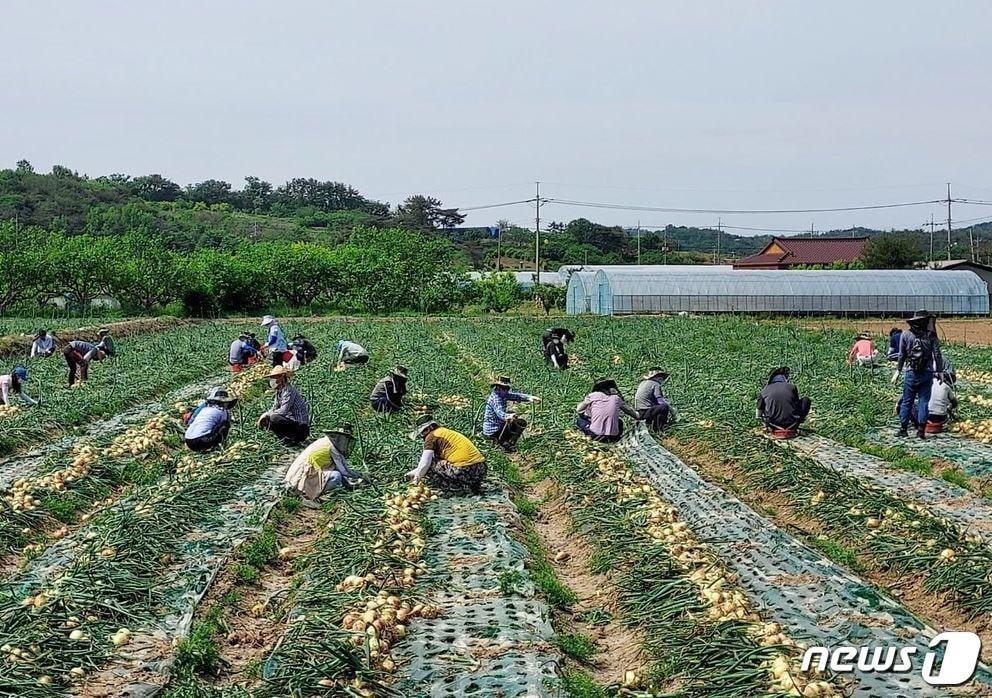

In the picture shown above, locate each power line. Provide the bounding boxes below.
[459,198,536,212]
[544,197,944,215]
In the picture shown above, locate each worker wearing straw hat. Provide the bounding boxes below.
[95,328,115,358]
[846,332,879,367]
[370,365,409,413]
[183,387,237,452]
[257,365,311,445]
[286,423,363,506]
[482,375,540,452]
[406,414,487,494]
[634,367,676,432]
[261,315,289,367]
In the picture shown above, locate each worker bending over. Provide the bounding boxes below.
[0,367,36,406]
[31,330,54,358]
[183,387,237,452]
[482,375,540,452]
[335,339,369,367]
[292,335,318,365]
[96,328,115,358]
[407,414,487,494]
[229,334,257,372]
[894,309,943,439]
[257,365,311,445]
[63,340,107,386]
[286,424,363,506]
[542,328,574,370]
[261,315,289,366]
[847,332,879,366]
[370,365,409,413]
[634,367,676,432]
[756,367,811,437]
[576,378,640,443]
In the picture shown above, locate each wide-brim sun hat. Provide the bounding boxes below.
[261,315,275,327]
[409,414,438,440]
[642,367,669,381]
[206,387,237,405]
[266,365,294,380]
[856,332,871,340]
[390,365,409,380]
[908,309,931,322]
[491,375,512,388]
[326,423,355,439]
[592,378,619,394]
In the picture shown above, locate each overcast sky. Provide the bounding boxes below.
[3,1,991,235]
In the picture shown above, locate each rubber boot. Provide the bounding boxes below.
[917,426,927,440]
[896,424,909,437]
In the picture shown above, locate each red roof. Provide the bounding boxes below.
[734,236,868,269]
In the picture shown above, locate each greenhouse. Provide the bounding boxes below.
[575,267,990,315]
[562,265,733,315]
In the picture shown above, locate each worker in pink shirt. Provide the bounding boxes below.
[846,332,879,367]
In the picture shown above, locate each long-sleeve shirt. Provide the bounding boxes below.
[30,337,54,357]
[271,383,309,424]
[370,376,407,408]
[896,329,943,373]
[576,391,638,438]
[848,339,875,361]
[634,379,669,411]
[68,341,99,361]
[408,427,485,483]
[229,339,256,364]
[96,336,115,357]
[482,390,533,436]
[0,375,35,406]
[184,404,229,440]
[928,380,957,416]
[757,380,803,427]
[336,340,368,362]
[265,324,288,352]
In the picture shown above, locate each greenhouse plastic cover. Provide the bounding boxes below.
[563,265,732,314]
[584,267,990,315]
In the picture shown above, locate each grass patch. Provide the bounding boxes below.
[561,668,609,698]
[173,605,225,676]
[42,493,84,523]
[231,562,261,584]
[554,632,598,663]
[811,536,865,573]
[941,467,972,490]
[240,525,278,569]
[575,607,612,626]
[499,569,525,596]
[513,493,537,519]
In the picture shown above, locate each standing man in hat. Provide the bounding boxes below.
[576,378,640,443]
[286,424,363,505]
[482,375,541,452]
[261,315,288,367]
[756,367,811,434]
[370,366,409,413]
[335,339,369,368]
[846,332,879,366]
[183,387,237,452]
[95,328,115,358]
[257,365,311,445]
[894,309,943,439]
[30,329,54,358]
[406,414,487,494]
[228,334,257,372]
[63,340,107,386]
[634,368,676,432]
[0,366,37,407]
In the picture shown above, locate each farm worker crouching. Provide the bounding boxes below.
[246,332,262,361]
[634,367,676,432]
[370,365,409,413]
[96,328,115,358]
[575,378,640,444]
[925,372,957,430]
[756,367,811,435]
[1,367,37,406]
[63,340,106,386]
[183,387,237,452]
[886,327,903,362]
[286,424,364,507]
[257,365,311,445]
[406,414,487,494]
[335,339,369,368]
[894,309,943,439]
[542,327,575,370]
[30,329,54,358]
[482,375,540,452]
[261,315,289,367]
[228,334,258,372]
[292,335,318,365]
[847,332,879,366]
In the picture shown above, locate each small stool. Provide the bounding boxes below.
[769,426,799,440]
[230,363,242,373]
[924,420,944,434]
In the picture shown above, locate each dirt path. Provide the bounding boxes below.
[802,317,992,346]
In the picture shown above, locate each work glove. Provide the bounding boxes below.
[890,370,900,385]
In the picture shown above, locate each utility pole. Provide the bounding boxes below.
[810,222,814,238]
[663,227,668,265]
[534,181,541,286]
[716,218,722,265]
[946,183,953,261]
[927,213,935,263]
[496,225,502,272]
[636,220,641,264]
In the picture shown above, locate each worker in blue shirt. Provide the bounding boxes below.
[482,375,540,452]
[261,315,288,366]
[228,334,257,372]
[184,387,238,452]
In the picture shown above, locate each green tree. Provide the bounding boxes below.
[474,273,521,313]
[395,195,465,230]
[860,235,923,269]
[48,234,119,309]
[130,174,181,202]
[110,233,191,311]
[0,222,53,311]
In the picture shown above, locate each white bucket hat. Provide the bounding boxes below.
[261,315,276,327]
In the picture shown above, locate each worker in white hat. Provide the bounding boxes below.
[257,365,310,444]
[260,315,289,367]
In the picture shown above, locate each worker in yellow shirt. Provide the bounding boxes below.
[406,414,486,494]
[285,424,363,507]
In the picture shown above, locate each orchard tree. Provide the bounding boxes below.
[49,234,118,309]
[111,233,191,311]
[0,222,53,311]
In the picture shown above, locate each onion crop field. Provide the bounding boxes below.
[3,315,992,697]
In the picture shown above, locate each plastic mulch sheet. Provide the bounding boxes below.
[785,434,992,541]
[868,427,992,478]
[619,423,992,697]
[395,491,561,698]
[0,374,227,491]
